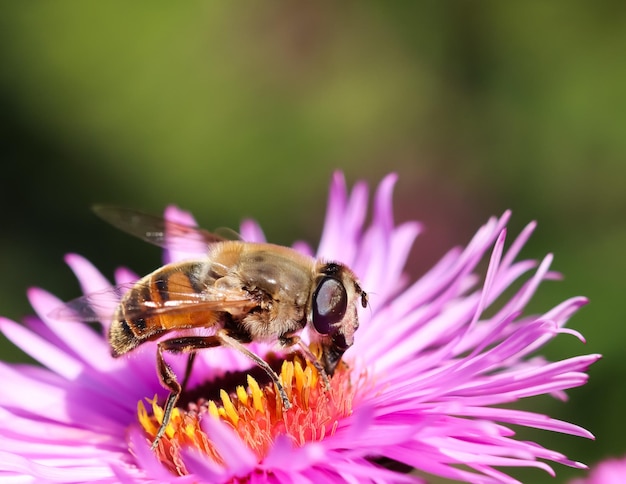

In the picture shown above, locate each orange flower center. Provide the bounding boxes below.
[137,356,358,476]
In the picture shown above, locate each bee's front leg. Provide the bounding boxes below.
[280,334,330,391]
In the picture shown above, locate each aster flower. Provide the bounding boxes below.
[0,173,598,483]
[569,456,626,484]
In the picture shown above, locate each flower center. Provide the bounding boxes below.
[137,355,357,476]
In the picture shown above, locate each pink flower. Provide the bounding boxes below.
[0,173,598,483]
[570,456,626,484]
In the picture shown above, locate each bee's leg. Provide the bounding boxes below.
[294,338,330,391]
[280,334,330,390]
[215,329,292,411]
[180,352,196,394]
[152,337,222,450]
[152,334,291,452]
[153,342,182,450]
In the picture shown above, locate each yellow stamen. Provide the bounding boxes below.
[236,384,248,406]
[294,359,305,393]
[220,389,239,425]
[207,399,219,419]
[137,400,157,435]
[151,398,164,425]
[136,356,362,477]
[280,360,294,394]
[247,374,264,413]
[183,421,196,441]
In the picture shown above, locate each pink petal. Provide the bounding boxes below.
[200,416,258,475]
[27,288,113,372]
[239,219,266,243]
[163,205,205,263]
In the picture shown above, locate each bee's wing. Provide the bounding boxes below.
[92,205,231,252]
[49,281,258,323]
[49,283,134,322]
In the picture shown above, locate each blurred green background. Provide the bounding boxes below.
[1,2,624,482]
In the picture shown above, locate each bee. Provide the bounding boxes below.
[55,206,368,449]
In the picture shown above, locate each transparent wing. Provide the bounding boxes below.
[49,281,258,323]
[92,205,232,252]
[48,283,133,322]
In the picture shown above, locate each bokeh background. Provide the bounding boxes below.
[1,3,624,482]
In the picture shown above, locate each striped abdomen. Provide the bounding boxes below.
[108,261,213,357]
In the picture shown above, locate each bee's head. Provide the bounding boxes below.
[308,262,367,375]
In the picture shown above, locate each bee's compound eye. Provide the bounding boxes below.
[312,277,347,335]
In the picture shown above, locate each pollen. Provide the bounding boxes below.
[137,357,359,476]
